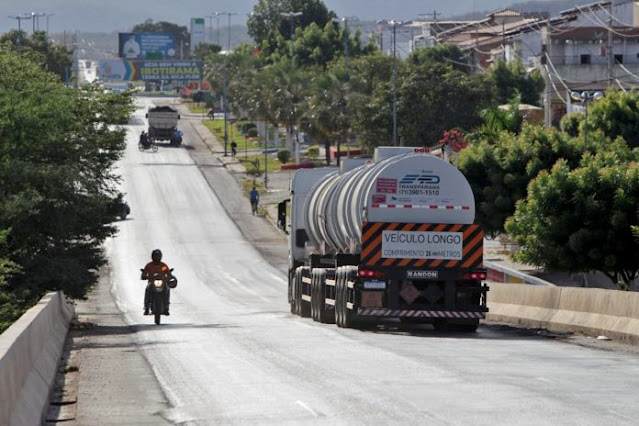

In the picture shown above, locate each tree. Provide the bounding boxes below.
[131,20,190,59]
[0,51,129,332]
[458,125,593,236]
[193,43,222,61]
[348,54,397,149]
[471,94,524,143]
[561,89,639,149]
[506,158,639,289]
[396,61,493,147]
[486,59,544,106]
[0,30,72,81]
[247,0,336,58]
[409,44,471,74]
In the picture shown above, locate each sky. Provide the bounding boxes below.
[2,0,522,34]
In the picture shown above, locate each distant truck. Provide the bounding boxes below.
[146,106,180,144]
[280,147,489,331]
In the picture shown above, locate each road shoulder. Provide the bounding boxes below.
[47,267,171,425]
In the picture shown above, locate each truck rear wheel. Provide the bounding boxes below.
[336,268,355,328]
[296,267,311,318]
[292,268,303,315]
[311,269,331,323]
[311,272,318,322]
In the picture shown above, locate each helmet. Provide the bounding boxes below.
[151,249,162,262]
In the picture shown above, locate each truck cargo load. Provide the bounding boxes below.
[146,106,180,143]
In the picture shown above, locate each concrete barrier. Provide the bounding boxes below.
[0,292,75,426]
[487,283,639,343]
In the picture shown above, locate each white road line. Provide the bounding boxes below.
[608,409,635,421]
[296,400,319,418]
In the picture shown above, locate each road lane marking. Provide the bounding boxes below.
[296,400,319,418]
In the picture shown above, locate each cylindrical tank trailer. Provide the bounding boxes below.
[303,152,477,255]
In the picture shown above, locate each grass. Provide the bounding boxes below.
[187,102,208,114]
[238,153,282,174]
[203,119,279,152]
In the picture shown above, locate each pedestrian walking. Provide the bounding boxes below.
[231,140,238,159]
[249,186,259,215]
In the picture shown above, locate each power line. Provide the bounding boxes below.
[544,64,568,104]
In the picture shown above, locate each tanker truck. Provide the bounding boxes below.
[282,147,488,331]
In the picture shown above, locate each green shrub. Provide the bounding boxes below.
[307,145,319,159]
[247,128,259,138]
[240,122,257,134]
[278,149,291,164]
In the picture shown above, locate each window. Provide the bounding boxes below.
[580,54,591,65]
[615,54,624,64]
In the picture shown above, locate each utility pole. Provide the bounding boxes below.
[607,2,614,88]
[390,20,400,146]
[541,25,552,127]
[419,10,440,22]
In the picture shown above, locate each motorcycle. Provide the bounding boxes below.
[145,268,177,325]
[170,131,183,146]
[138,137,158,152]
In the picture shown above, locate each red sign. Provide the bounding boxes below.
[372,194,386,204]
[376,178,397,194]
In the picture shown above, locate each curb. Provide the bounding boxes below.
[0,292,75,426]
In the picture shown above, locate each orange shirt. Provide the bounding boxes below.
[141,261,170,280]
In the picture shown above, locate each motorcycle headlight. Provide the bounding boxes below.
[154,279,163,288]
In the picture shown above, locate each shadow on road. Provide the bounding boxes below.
[352,320,569,341]
[72,321,239,336]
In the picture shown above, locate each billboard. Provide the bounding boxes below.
[118,33,177,60]
[98,60,203,81]
[190,18,205,52]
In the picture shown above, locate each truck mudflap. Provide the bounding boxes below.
[357,308,486,319]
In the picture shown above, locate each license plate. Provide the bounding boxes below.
[361,291,383,308]
[363,280,386,289]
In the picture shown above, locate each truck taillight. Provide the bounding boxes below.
[462,272,487,280]
[358,269,385,279]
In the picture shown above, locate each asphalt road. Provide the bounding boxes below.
[68,98,639,425]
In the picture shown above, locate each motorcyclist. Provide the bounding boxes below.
[140,131,150,148]
[140,249,171,315]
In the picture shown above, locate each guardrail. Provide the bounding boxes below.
[485,260,556,287]
[0,292,75,426]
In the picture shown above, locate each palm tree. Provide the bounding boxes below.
[304,66,358,165]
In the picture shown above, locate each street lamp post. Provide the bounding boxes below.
[216,12,236,52]
[46,13,54,36]
[570,91,604,151]
[280,11,303,64]
[8,14,32,51]
[216,12,236,156]
[206,14,214,43]
[389,20,402,146]
[333,16,358,72]
[280,11,303,164]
